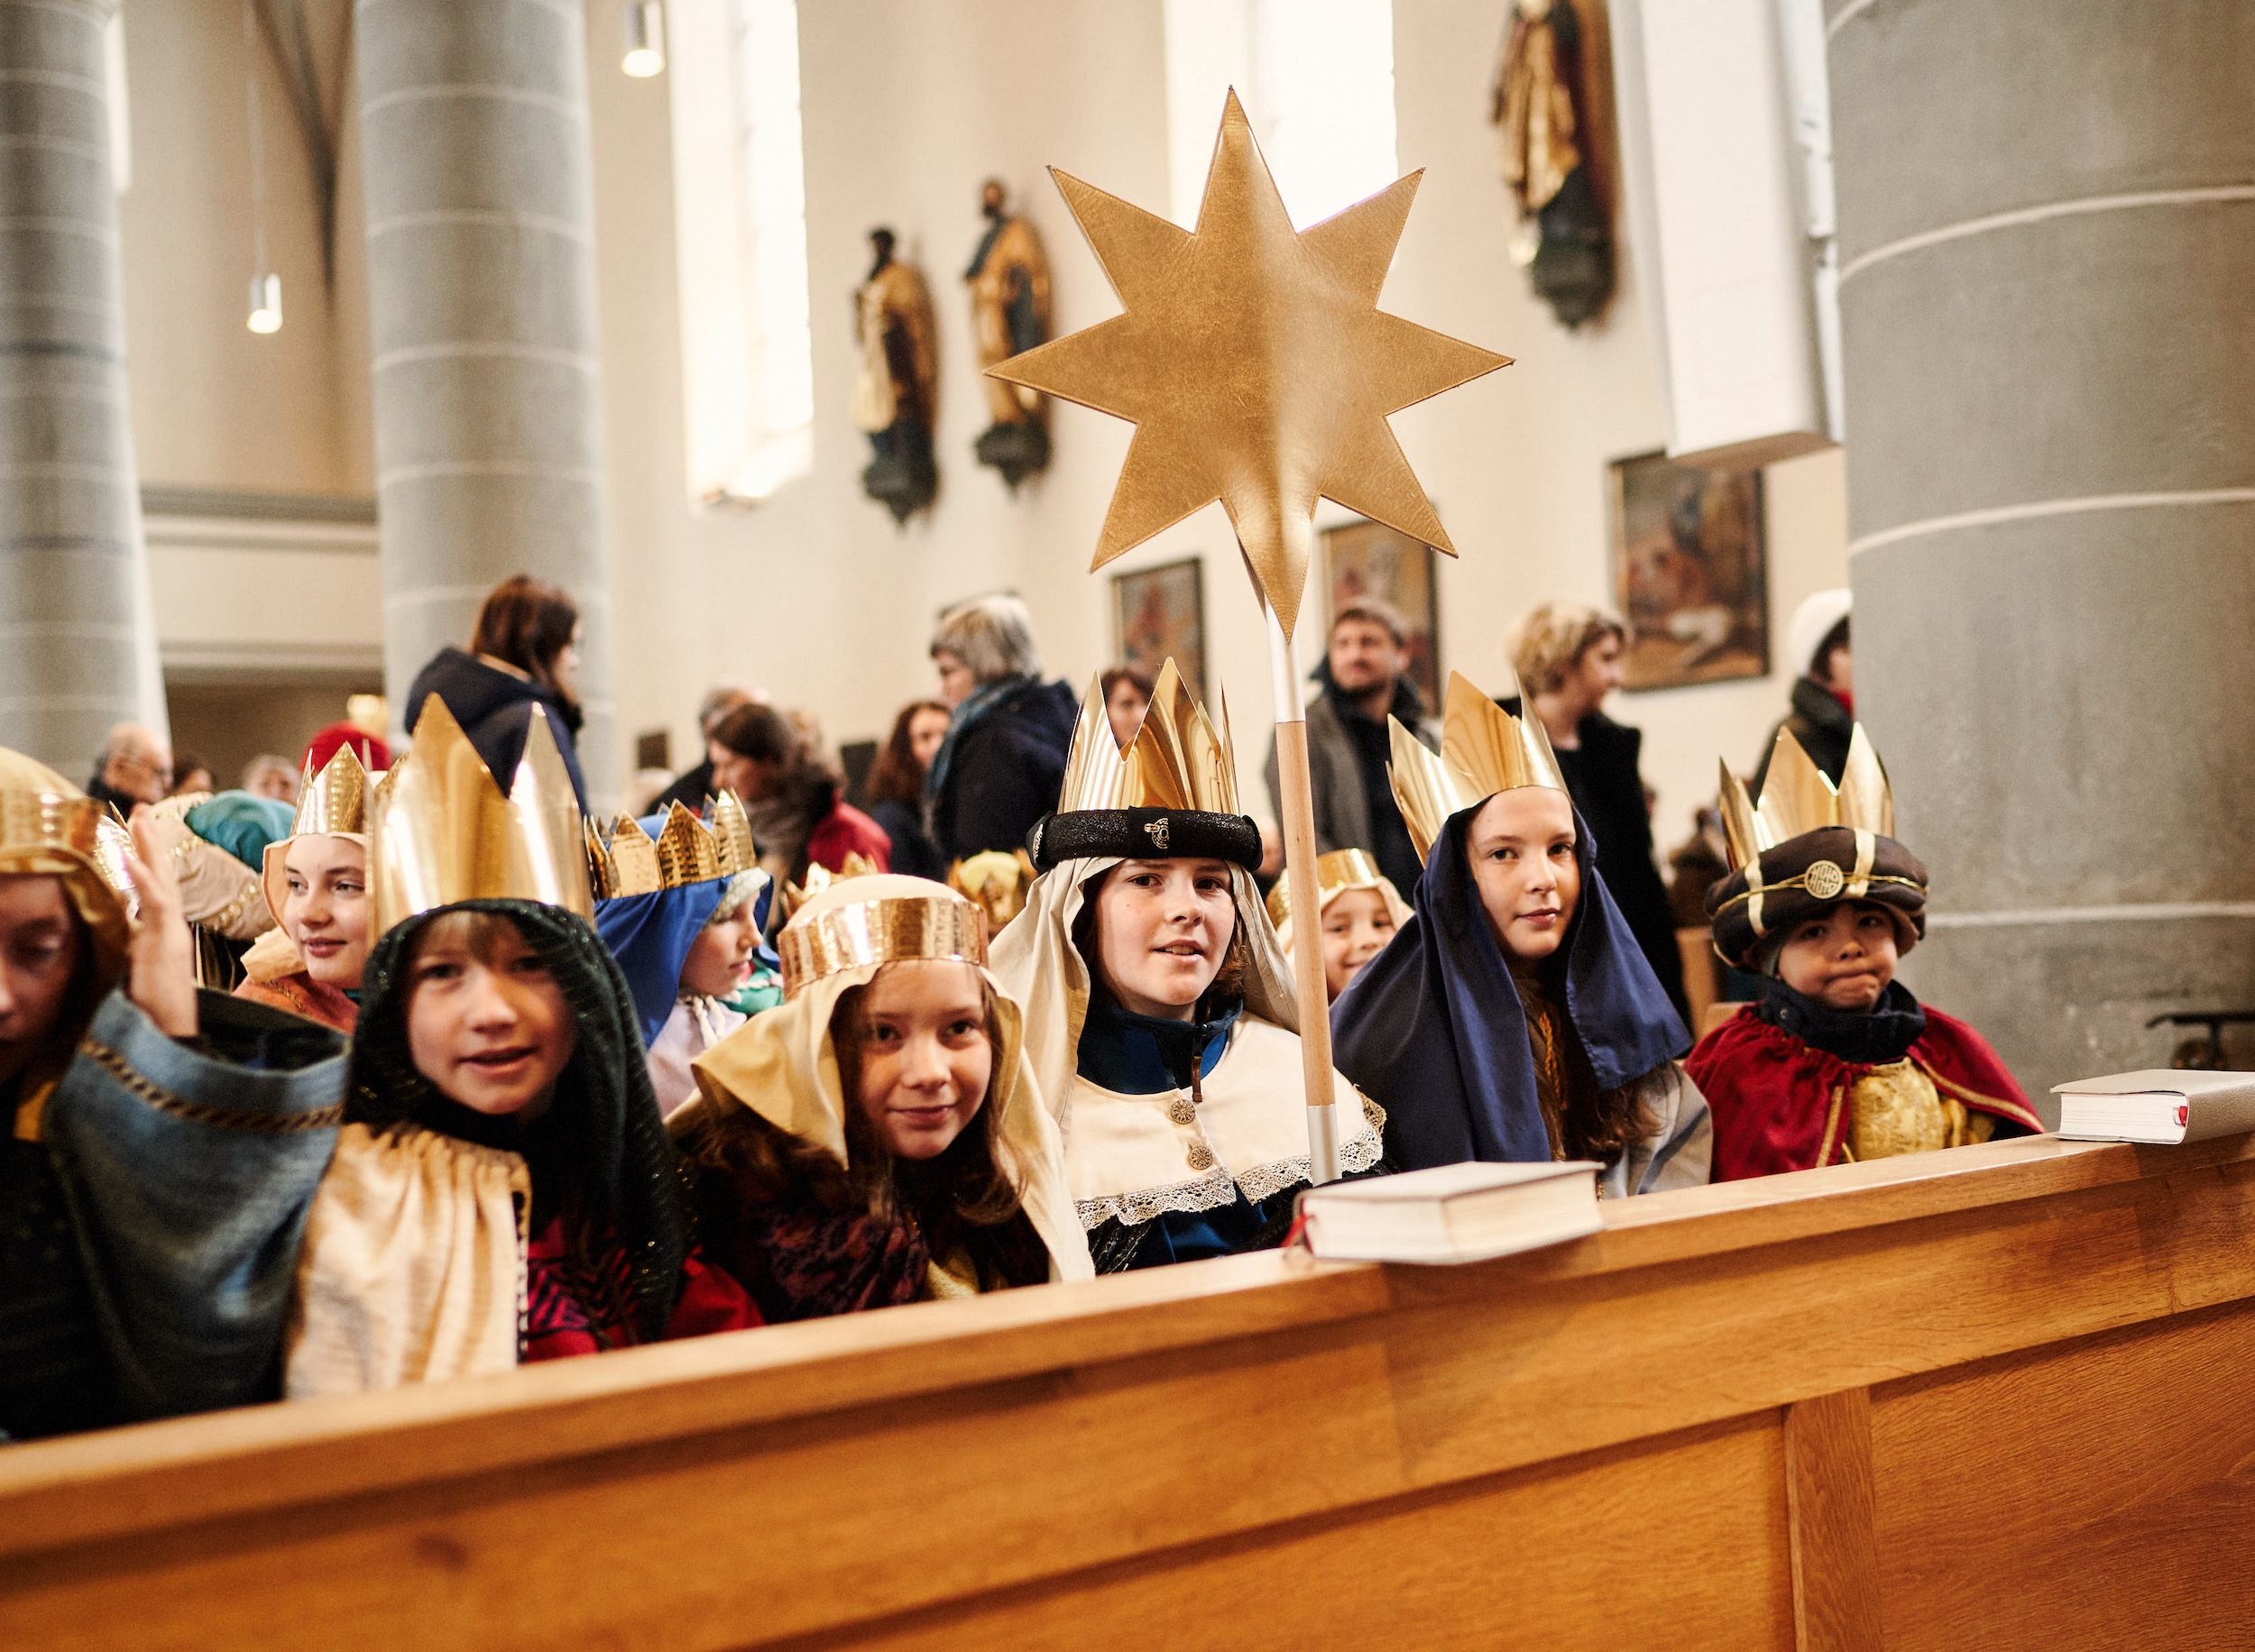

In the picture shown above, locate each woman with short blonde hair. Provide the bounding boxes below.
[923,594,1078,862]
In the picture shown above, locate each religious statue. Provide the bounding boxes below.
[1492,0,1615,329]
[853,227,939,523]
[963,179,1053,490]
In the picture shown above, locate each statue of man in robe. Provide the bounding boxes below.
[853,226,939,523]
[963,179,1052,490]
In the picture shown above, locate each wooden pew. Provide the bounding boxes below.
[5,1132,2254,1650]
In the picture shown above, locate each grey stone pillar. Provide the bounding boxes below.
[0,0,164,775]
[1830,0,2255,1106]
[354,0,613,801]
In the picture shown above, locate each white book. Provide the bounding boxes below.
[2050,1069,2255,1145]
[1296,1160,1604,1264]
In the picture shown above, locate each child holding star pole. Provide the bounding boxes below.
[986,91,1510,1167]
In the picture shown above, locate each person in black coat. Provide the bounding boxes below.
[404,575,591,809]
[923,594,1078,861]
[1507,601,1689,1021]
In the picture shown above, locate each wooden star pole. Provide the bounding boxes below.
[991,92,1510,1179]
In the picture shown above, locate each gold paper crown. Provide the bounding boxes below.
[1265,847,1386,930]
[777,874,987,1000]
[291,743,381,838]
[778,852,881,921]
[587,794,759,899]
[950,849,1037,928]
[1718,724,1895,870]
[369,694,594,939]
[1387,672,1568,863]
[0,749,136,917]
[1055,656,1238,816]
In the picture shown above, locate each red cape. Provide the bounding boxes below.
[1687,1005,2042,1181]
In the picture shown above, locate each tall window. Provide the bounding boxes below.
[1164,0,1398,230]
[670,0,814,504]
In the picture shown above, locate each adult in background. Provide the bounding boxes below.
[167,753,215,798]
[87,722,171,815]
[240,755,298,803]
[864,700,951,881]
[651,684,758,814]
[1753,589,1854,790]
[1261,598,1435,901]
[1100,662,1154,747]
[709,702,890,884]
[924,594,1077,861]
[1506,601,1688,1021]
[403,574,591,809]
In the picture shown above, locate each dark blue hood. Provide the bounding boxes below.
[405,647,588,810]
[1330,800,1689,1170]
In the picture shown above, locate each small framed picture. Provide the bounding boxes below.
[1111,556,1207,698]
[1322,519,1440,711]
[1608,451,1770,692]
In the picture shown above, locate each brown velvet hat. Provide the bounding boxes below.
[1705,823,1927,971]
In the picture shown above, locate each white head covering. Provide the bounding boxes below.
[682,875,1092,1284]
[988,857,1297,1125]
[1786,588,1852,681]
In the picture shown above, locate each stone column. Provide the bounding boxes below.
[1830,0,2255,1106]
[354,0,613,801]
[0,0,165,774]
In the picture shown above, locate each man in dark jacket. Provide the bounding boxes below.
[1752,589,1854,790]
[925,594,1079,860]
[1262,600,1436,899]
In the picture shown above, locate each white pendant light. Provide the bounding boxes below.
[621,2,666,77]
[247,271,282,334]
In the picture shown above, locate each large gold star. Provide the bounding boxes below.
[989,91,1511,641]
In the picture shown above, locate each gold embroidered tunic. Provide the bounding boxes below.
[1845,1060,1996,1163]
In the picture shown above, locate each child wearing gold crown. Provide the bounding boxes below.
[591,795,774,1118]
[675,875,1091,1317]
[231,744,382,1032]
[1331,675,1711,1196]
[989,663,1387,1272]
[1267,848,1411,1003]
[1686,729,2039,1179]
[26,702,758,1427]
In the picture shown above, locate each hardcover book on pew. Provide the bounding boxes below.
[1296,1161,1604,1263]
[2050,1069,2255,1145]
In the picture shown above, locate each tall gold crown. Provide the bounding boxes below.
[587,794,759,899]
[1055,656,1238,816]
[1388,672,1568,863]
[290,743,382,838]
[369,695,594,938]
[1718,724,1895,870]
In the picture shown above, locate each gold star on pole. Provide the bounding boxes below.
[988,91,1511,641]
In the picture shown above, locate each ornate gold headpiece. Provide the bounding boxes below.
[588,794,759,899]
[777,874,988,1000]
[778,851,883,921]
[1055,656,1238,816]
[290,742,380,839]
[1388,672,1568,863]
[1718,724,1895,870]
[950,849,1037,929]
[369,695,594,939]
[0,748,136,917]
[1265,847,1386,930]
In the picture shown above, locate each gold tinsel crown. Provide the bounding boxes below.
[1055,656,1238,816]
[587,794,759,899]
[290,742,382,838]
[1387,671,1568,863]
[1718,724,1895,871]
[776,874,986,1000]
[369,695,594,938]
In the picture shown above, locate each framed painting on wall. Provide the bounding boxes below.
[1322,518,1440,711]
[1608,451,1769,692]
[1112,557,1207,699]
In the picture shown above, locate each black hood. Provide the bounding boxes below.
[404,647,588,808]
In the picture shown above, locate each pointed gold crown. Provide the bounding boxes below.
[950,848,1037,928]
[1055,656,1237,816]
[1388,671,1569,863]
[778,851,882,921]
[290,743,382,838]
[369,694,594,939]
[587,794,759,900]
[1719,723,1895,870]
